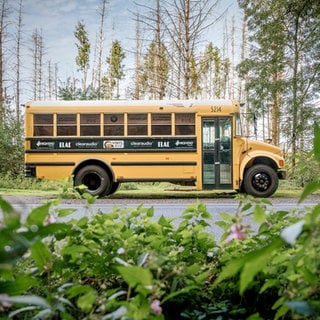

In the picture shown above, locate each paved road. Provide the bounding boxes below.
[1,195,318,239]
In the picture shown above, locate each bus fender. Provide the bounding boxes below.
[239,151,280,181]
[73,158,115,182]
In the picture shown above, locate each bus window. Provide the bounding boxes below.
[235,113,242,136]
[152,113,171,135]
[219,118,232,184]
[80,114,100,136]
[175,113,195,135]
[33,114,53,136]
[128,113,148,136]
[57,114,77,136]
[104,113,124,136]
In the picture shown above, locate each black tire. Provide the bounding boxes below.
[74,165,111,197]
[243,164,278,197]
[108,182,120,195]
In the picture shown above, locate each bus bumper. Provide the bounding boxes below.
[277,169,286,180]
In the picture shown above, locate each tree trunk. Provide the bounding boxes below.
[0,0,6,126]
[15,0,22,123]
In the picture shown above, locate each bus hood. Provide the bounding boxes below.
[245,138,283,157]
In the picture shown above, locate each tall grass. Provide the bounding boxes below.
[0,173,63,191]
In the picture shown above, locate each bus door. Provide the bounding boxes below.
[202,117,232,189]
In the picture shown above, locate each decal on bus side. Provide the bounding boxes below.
[29,137,197,151]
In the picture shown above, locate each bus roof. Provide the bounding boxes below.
[26,99,236,108]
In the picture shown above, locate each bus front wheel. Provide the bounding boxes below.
[243,164,278,198]
[74,165,111,197]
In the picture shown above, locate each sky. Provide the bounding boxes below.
[19,0,241,99]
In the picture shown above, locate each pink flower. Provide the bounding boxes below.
[225,224,247,242]
[150,299,162,315]
[0,294,12,311]
[44,214,56,226]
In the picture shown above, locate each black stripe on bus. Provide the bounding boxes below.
[25,162,75,166]
[110,161,197,166]
[25,149,196,153]
[117,178,196,183]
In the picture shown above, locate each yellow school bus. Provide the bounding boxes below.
[24,99,286,197]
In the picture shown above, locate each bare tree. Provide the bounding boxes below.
[30,28,45,100]
[163,0,221,99]
[15,0,22,122]
[0,0,7,126]
[132,0,169,100]
[47,60,58,99]
[92,0,107,97]
[132,13,143,100]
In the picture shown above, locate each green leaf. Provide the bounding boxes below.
[259,279,280,294]
[274,305,290,320]
[302,267,318,284]
[66,285,93,299]
[57,208,77,218]
[299,179,320,203]
[0,197,14,214]
[0,276,38,295]
[61,245,90,261]
[0,197,20,230]
[213,256,247,287]
[76,290,97,313]
[241,202,252,212]
[239,238,283,294]
[0,232,32,265]
[253,205,266,224]
[313,122,320,162]
[116,266,153,288]
[146,207,154,217]
[219,212,232,222]
[26,203,51,227]
[30,241,52,271]
[82,192,98,204]
[161,285,199,303]
[36,223,71,239]
[246,313,264,320]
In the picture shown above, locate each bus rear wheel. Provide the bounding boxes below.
[243,164,278,198]
[74,165,111,197]
[109,182,120,195]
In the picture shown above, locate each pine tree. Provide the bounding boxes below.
[105,40,125,99]
[238,0,320,152]
[74,21,90,92]
[140,40,169,99]
[238,0,287,145]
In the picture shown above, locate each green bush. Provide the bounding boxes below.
[0,120,24,176]
[0,124,320,319]
[0,190,320,319]
[285,150,320,187]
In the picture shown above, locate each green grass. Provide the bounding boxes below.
[0,178,304,199]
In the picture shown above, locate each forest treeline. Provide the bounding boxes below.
[0,0,319,176]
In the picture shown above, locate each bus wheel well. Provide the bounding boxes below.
[73,160,114,182]
[248,157,278,171]
[240,157,279,197]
